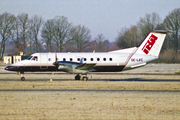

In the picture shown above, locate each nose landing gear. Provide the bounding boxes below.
[20,72,25,81]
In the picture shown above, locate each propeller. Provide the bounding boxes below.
[53,53,59,68]
[80,57,84,64]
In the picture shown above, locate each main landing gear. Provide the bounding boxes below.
[19,72,88,81]
[75,74,88,81]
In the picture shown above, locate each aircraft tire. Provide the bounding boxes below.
[82,77,88,81]
[21,77,25,81]
[75,76,80,80]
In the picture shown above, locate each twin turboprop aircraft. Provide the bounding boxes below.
[5,30,170,81]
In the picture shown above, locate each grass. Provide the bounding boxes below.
[0,79,180,119]
[0,63,180,119]
[0,90,180,119]
[0,80,180,91]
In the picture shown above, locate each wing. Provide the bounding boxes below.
[75,63,96,70]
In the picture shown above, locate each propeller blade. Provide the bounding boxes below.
[53,53,59,67]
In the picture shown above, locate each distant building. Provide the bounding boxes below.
[4,56,28,64]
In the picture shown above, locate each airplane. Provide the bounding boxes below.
[5,30,171,81]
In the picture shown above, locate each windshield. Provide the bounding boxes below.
[26,56,33,60]
[31,56,38,61]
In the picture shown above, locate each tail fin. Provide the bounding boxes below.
[136,30,169,57]
[124,30,171,70]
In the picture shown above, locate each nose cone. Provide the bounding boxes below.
[4,66,18,71]
[4,66,8,70]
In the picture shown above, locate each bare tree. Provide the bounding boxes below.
[71,25,91,52]
[29,15,44,52]
[116,25,139,49]
[11,16,22,54]
[41,19,54,52]
[10,13,30,55]
[52,16,72,52]
[17,13,30,54]
[95,34,105,52]
[138,12,162,39]
[163,8,180,53]
[0,12,15,59]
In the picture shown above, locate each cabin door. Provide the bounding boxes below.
[40,54,48,69]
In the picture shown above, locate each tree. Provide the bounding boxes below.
[52,16,72,52]
[0,12,15,59]
[163,8,180,53]
[71,25,91,52]
[116,26,139,49]
[41,19,54,52]
[29,15,44,52]
[138,12,162,40]
[17,13,30,54]
[10,13,30,55]
[11,16,22,54]
[95,34,105,52]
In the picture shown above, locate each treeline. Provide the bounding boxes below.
[116,8,180,63]
[0,13,117,59]
[0,8,180,63]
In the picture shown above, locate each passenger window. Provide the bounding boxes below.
[32,56,38,61]
[109,58,112,61]
[70,58,73,61]
[91,58,93,61]
[84,58,87,61]
[63,58,66,61]
[48,58,51,61]
[77,58,80,61]
[97,58,100,61]
[103,58,106,61]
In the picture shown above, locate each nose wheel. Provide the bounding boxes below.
[21,77,25,81]
[20,72,25,81]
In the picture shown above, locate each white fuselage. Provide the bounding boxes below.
[5,47,157,73]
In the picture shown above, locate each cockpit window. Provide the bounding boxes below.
[26,56,33,60]
[31,56,38,61]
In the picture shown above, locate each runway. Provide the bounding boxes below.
[0,77,180,82]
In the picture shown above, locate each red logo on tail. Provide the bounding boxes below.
[142,34,158,54]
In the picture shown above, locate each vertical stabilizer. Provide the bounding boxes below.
[136,30,169,57]
[124,30,171,70]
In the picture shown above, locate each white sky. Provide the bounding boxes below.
[0,0,179,41]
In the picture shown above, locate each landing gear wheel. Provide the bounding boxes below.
[20,72,25,81]
[75,74,81,80]
[82,77,88,81]
[21,77,25,81]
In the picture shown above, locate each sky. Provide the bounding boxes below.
[0,0,179,41]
